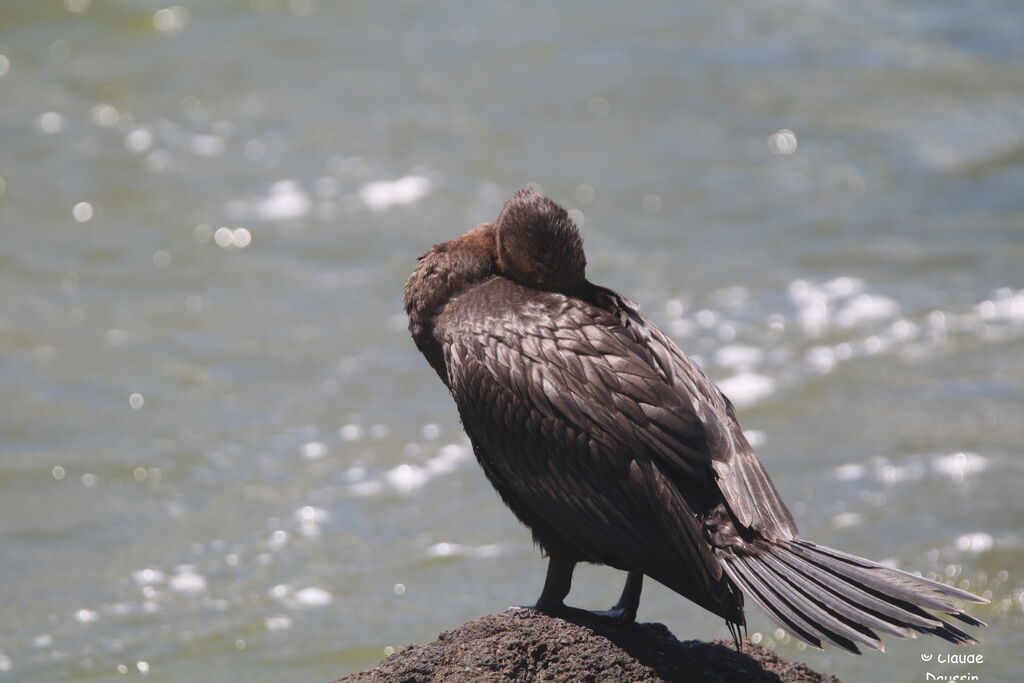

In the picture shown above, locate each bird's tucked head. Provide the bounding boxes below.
[495,188,586,293]
[404,189,586,365]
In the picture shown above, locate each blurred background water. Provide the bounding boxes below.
[1,1,1022,681]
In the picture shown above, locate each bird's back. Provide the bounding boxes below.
[435,276,749,621]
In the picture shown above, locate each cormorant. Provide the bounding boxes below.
[403,188,987,653]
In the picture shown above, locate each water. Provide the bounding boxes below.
[1,1,1022,681]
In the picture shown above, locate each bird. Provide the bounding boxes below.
[403,187,987,654]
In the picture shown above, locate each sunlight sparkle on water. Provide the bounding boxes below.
[386,464,430,493]
[191,134,225,157]
[125,128,153,153]
[429,542,453,557]
[768,129,798,155]
[214,227,233,247]
[73,202,94,222]
[91,104,119,128]
[933,451,988,482]
[743,430,767,448]
[834,463,866,481]
[717,372,776,408]
[832,512,865,529]
[713,344,764,370]
[301,441,327,460]
[232,228,251,247]
[874,458,927,486]
[168,567,206,594]
[214,227,252,248]
[37,112,63,134]
[805,344,837,374]
[293,587,332,607]
[695,309,718,328]
[269,530,288,549]
[252,180,311,221]
[296,506,328,536]
[153,7,191,33]
[265,615,293,632]
[339,424,363,441]
[73,609,98,624]
[670,327,696,350]
[835,294,900,328]
[426,542,505,559]
[956,532,994,554]
[360,175,431,211]
[133,568,165,586]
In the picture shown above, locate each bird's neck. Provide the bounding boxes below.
[404,225,497,382]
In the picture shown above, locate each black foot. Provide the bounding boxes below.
[510,602,636,625]
[592,604,638,625]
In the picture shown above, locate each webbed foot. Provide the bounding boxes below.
[590,604,638,624]
[509,602,635,625]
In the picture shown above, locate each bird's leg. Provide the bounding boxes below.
[533,553,576,612]
[593,570,643,623]
[513,559,644,627]
[613,570,644,622]
[510,553,578,615]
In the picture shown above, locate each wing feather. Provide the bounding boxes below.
[437,278,794,612]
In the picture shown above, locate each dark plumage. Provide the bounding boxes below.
[403,188,987,654]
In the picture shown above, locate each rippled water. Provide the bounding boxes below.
[1,1,1022,681]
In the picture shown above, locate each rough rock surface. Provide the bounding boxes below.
[335,608,842,682]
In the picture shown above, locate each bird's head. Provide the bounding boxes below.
[495,188,586,294]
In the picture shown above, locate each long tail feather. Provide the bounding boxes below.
[721,539,988,654]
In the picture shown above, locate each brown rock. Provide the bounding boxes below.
[335,608,841,682]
